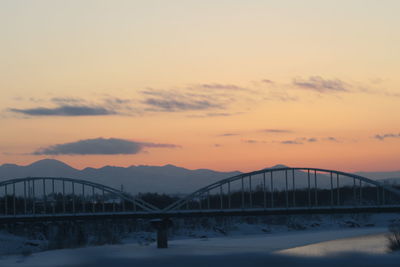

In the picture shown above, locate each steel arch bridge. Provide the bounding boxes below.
[0,167,400,221]
[163,167,400,213]
[0,177,158,217]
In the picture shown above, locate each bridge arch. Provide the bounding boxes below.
[164,167,400,211]
[0,177,158,216]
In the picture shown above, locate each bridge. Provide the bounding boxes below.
[0,167,399,222]
[2,167,400,248]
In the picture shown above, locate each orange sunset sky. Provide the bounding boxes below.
[0,1,399,172]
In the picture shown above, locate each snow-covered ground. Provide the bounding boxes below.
[0,231,46,257]
[0,227,399,267]
[0,213,400,266]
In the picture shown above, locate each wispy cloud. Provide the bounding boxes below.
[140,84,257,114]
[144,98,220,112]
[188,112,243,118]
[278,137,317,145]
[243,139,265,144]
[33,138,178,155]
[9,75,371,120]
[218,133,239,137]
[8,96,135,117]
[292,76,349,93]
[8,78,307,119]
[280,140,303,145]
[199,83,248,91]
[263,91,299,102]
[373,133,400,141]
[141,88,227,113]
[262,129,293,134]
[51,97,85,104]
[102,97,134,107]
[9,105,116,116]
[8,89,227,117]
[325,137,338,142]
[261,79,274,85]
[278,136,339,144]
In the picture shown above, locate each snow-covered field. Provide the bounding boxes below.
[1,213,400,266]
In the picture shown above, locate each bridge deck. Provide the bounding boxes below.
[1,205,400,223]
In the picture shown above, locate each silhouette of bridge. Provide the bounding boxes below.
[1,167,400,223]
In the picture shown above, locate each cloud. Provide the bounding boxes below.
[9,105,117,116]
[102,97,134,109]
[199,83,248,91]
[325,137,338,142]
[8,96,137,117]
[279,136,338,144]
[51,97,85,104]
[139,142,179,148]
[33,138,178,155]
[144,98,220,112]
[140,87,227,113]
[12,97,45,103]
[263,92,299,102]
[292,76,349,93]
[8,90,226,117]
[218,133,239,137]
[261,79,274,84]
[262,129,293,134]
[11,75,359,120]
[280,140,303,145]
[373,133,400,141]
[8,79,261,118]
[243,139,265,144]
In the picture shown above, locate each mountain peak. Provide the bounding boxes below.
[28,158,73,169]
[269,164,289,169]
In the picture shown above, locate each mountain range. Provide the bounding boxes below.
[0,159,399,194]
[0,159,241,194]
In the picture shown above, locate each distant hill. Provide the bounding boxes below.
[355,170,400,185]
[0,159,241,194]
[355,170,400,180]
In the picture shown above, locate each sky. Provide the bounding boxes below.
[0,0,399,172]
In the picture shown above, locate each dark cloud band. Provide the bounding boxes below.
[9,105,116,116]
[292,76,349,93]
[33,138,178,155]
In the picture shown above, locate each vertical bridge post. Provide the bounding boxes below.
[150,218,172,248]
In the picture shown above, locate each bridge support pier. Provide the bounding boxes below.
[150,218,172,248]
